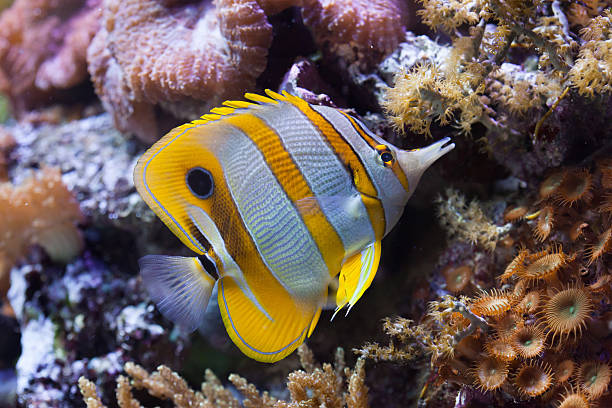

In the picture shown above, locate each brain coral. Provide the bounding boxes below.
[87,0,301,143]
[302,0,409,64]
[0,0,101,114]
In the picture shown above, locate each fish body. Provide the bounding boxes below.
[134,90,454,362]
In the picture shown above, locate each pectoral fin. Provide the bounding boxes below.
[333,241,382,319]
[139,255,216,332]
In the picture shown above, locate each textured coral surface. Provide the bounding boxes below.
[0,0,100,114]
[87,0,299,142]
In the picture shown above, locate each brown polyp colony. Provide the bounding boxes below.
[361,162,612,405]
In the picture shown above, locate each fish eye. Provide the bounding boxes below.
[375,145,395,168]
[186,167,214,199]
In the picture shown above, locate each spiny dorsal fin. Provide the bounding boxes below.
[176,89,297,132]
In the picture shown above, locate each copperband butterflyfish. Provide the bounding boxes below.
[133,90,454,362]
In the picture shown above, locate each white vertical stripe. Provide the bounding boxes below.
[254,102,376,257]
[310,105,407,235]
[210,121,329,303]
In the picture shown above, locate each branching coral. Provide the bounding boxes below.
[87,0,300,142]
[302,0,408,64]
[569,11,612,97]
[0,166,83,298]
[0,0,101,114]
[382,0,610,145]
[436,188,510,251]
[79,345,369,408]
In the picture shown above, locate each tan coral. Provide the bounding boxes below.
[302,0,408,64]
[577,360,611,400]
[0,167,83,298]
[504,205,528,223]
[518,247,568,284]
[533,206,555,242]
[516,291,541,315]
[556,359,576,383]
[539,170,567,199]
[493,312,523,340]
[557,386,591,408]
[514,361,554,398]
[485,336,517,362]
[0,0,101,114]
[499,248,528,283]
[87,0,300,143]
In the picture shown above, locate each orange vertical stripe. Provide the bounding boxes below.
[282,95,386,241]
[224,113,345,278]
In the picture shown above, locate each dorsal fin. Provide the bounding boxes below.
[175,89,296,132]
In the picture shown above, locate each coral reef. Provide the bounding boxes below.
[87,0,300,142]
[0,166,83,299]
[378,0,612,179]
[79,345,368,408]
[0,0,101,114]
[357,163,612,406]
[302,0,409,65]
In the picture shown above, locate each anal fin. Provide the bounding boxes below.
[218,275,319,363]
[139,255,216,332]
[333,241,382,318]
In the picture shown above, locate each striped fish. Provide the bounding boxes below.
[133,90,454,362]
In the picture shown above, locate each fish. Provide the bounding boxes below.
[133,89,454,363]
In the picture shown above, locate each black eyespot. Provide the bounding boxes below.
[380,152,394,163]
[186,167,214,199]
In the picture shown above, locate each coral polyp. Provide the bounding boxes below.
[543,286,593,345]
[516,291,541,315]
[578,361,611,400]
[471,356,508,392]
[534,206,555,242]
[511,325,546,358]
[539,170,567,199]
[556,169,593,206]
[518,248,567,284]
[485,337,517,362]
[557,387,591,408]
[514,361,554,398]
[556,359,576,383]
[469,289,512,317]
[585,227,612,265]
[443,264,473,293]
